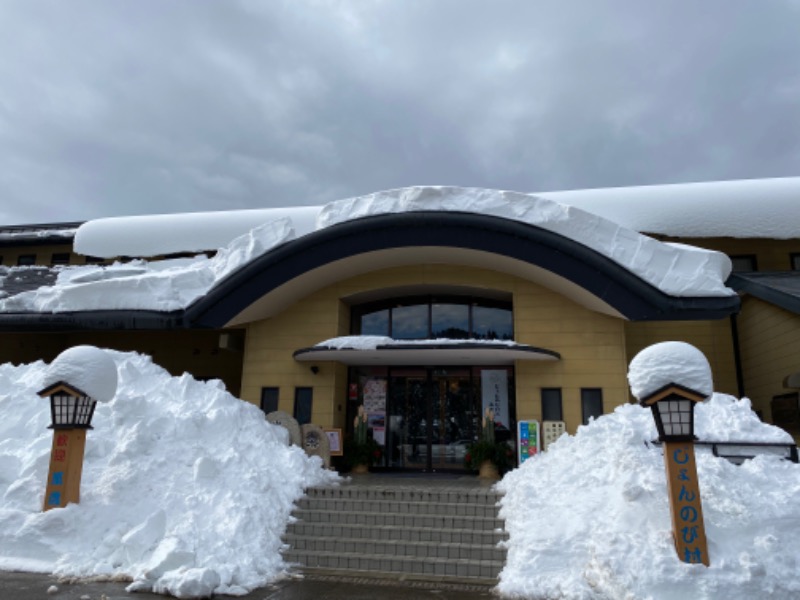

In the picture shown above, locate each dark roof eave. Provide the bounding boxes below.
[186,212,740,327]
[728,272,800,315]
[0,310,189,332]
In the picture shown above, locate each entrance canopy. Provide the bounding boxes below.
[293,336,560,366]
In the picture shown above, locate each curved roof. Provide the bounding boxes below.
[185,212,739,328]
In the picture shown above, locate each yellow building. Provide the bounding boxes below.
[1,181,798,469]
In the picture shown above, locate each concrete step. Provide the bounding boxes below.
[284,533,507,562]
[292,508,502,531]
[296,497,500,518]
[283,548,503,581]
[305,486,502,506]
[287,520,508,546]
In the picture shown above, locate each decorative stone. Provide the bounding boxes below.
[265,411,301,446]
[301,423,331,468]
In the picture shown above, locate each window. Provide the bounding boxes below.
[729,255,757,272]
[581,388,603,425]
[353,295,513,340]
[51,253,70,266]
[541,388,563,421]
[294,387,313,425]
[260,387,279,414]
[771,393,799,436]
[791,253,800,271]
[17,254,36,266]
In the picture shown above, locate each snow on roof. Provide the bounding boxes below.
[71,178,800,263]
[316,186,734,298]
[0,188,734,316]
[73,206,318,259]
[536,176,800,240]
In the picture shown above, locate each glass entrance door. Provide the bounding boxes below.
[387,368,477,471]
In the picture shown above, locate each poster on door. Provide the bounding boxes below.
[363,378,386,446]
[481,370,510,429]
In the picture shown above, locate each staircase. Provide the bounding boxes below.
[282,477,507,584]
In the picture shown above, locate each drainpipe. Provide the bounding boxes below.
[730,313,745,398]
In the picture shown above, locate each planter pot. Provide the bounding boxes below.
[478,459,500,480]
[351,463,369,474]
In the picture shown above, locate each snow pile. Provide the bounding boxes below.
[0,351,338,597]
[628,341,714,400]
[0,219,294,313]
[316,186,734,298]
[498,397,798,600]
[42,345,118,402]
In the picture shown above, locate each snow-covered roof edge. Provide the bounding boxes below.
[316,186,735,298]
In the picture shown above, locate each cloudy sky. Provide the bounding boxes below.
[1,1,799,225]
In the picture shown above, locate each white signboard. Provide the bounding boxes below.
[481,370,509,428]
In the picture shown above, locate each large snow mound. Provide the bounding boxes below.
[316,186,734,298]
[497,396,798,600]
[628,341,714,400]
[0,352,338,598]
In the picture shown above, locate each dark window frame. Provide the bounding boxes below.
[51,252,71,266]
[294,387,313,426]
[260,387,279,414]
[541,388,563,422]
[791,253,800,271]
[352,294,513,340]
[581,388,604,425]
[17,254,36,266]
[729,254,758,273]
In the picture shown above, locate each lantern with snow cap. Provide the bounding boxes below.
[39,345,118,511]
[39,382,97,429]
[640,383,705,442]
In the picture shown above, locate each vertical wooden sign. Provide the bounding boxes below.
[663,441,709,566]
[42,429,87,511]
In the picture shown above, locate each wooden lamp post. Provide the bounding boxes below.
[39,381,98,511]
[641,383,710,566]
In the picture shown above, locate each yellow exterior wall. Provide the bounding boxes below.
[624,319,738,397]
[657,236,800,272]
[737,297,800,425]
[0,330,244,396]
[240,264,630,435]
[0,244,78,267]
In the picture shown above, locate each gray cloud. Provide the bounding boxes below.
[1,0,799,224]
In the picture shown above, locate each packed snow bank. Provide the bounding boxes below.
[628,341,714,399]
[0,351,338,598]
[0,218,294,313]
[497,396,798,600]
[316,186,734,298]
[74,206,319,259]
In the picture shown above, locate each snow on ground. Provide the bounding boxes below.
[0,350,338,598]
[498,396,799,600]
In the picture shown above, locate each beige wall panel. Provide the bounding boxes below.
[659,236,800,272]
[737,297,800,429]
[624,319,738,397]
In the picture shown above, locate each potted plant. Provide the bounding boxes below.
[345,405,382,473]
[465,408,515,478]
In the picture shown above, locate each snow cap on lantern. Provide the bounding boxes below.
[627,341,713,401]
[41,345,118,404]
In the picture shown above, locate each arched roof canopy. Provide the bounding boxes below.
[185,212,739,328]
